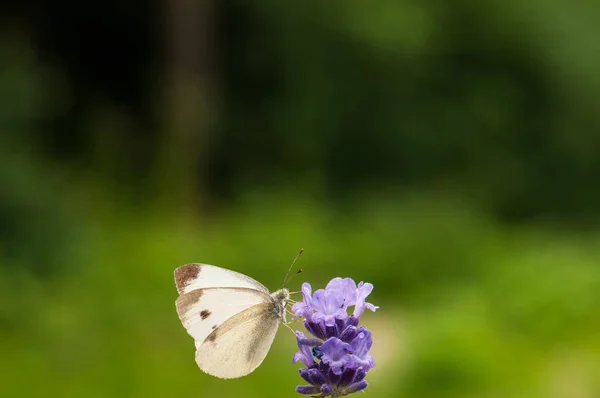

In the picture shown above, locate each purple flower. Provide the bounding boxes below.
[348,330,375,371]
[293,277,378,397]
[326,277,357,307]
[311,289,348,327]
[292,331,316,367]
[353,282,378,318]
[320,338,352,375]
[292,282,314,321]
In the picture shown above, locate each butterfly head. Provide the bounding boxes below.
[273,288,290,302]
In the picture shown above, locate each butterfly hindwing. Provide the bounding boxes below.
[195,302,280,379]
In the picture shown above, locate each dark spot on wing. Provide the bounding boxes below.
[212,324,217,330]
[200,310,211,320]
[174,264,201,294]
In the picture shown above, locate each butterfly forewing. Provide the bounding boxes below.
[174,263,270,295]
[195,302,280,379]
[176,287,272,347]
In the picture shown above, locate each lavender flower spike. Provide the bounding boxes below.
[293,277,378,397]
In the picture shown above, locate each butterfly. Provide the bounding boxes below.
[174,262,293,379]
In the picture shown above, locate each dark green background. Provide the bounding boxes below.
[1,1,599,397]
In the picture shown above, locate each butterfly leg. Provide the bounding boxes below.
[283,320,297,337]
[286,308,299,320]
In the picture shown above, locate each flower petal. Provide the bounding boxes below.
[311,288,348,327]
[326,277,357,307]
[349,330,375,371]
[353,282,378,318]
[321,337,352,375]
[292,282,314,320]
[293,331,315,367]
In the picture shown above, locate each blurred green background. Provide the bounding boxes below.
[1,1,600,397]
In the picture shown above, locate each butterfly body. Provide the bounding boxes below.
[174,263,289,379]
[271,288,290,322]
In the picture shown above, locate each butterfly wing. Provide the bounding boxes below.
[174,263,269,295]
[195,302,279,379]
[176,287,272,349]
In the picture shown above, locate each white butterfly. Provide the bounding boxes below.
[174,263,290,379]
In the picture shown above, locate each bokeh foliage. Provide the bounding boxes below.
[1,1,600,397]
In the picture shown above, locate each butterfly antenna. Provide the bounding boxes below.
[282,248,304,288]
